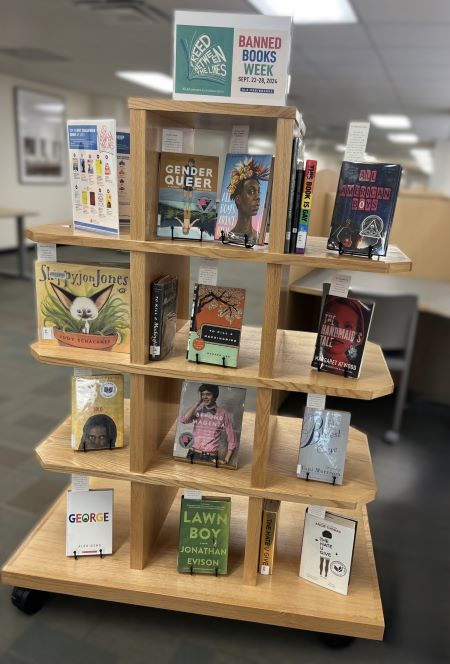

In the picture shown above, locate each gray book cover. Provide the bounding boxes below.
[297,407,351,484]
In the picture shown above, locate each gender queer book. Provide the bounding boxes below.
[116,128,131,223]
[311,293,374,379]
[71,374,124,451]
[178,495,231,574]
[149,275,178,360]
[258,499,280,575]
[297,407,351,484]
[187,283,246,367]
[173,11,292,105]
[67,119,119,235]
[158,152,219,241]
[173,380,246,469]
[35,261,130,353]
[215,154,272,245]
[327,161,402,256]
[66,488,113,557]
[299,506,357,595]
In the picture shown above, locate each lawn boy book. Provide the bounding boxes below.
[35,261,130,353]
[149,275,178,361]
[173,11,292,106]
[178,495,231,574]
[297,407,351,484]
[311,293,374,379]
[327,161,402,256]
[68,119,119,235]
[157,152,219,241]
[295,159,318,254]
[187,284,246,367]
[66,488,113,557]
[173,381,246,469]
[215,154,273,245]
[299,506,357,595]
[258,499,280,575]
[71,374,124,451]
[116,128,131,223]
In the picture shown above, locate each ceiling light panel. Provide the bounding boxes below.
[369,114,411,129]
[246,0,357,24]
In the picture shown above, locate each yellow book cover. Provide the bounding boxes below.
[258,499,280,575]
[35,261,130,353]
[71,374,124,451]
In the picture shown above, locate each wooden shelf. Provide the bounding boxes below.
[1,478,384,640]
[26,224,411,272]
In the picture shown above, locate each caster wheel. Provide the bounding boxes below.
[319,633,355,649]
[11,587,48,615]
[384,429,400,444]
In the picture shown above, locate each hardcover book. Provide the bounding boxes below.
[173,380,246,469]
[327,161,402,256]
[35,261,130,353]
[284,137,301,252]
[71,374,124,451]
[297,407,351,484]
[157,152,219,241]
[149,275,178,360]
[295,159,317,254]
[178,495,231,574]
[66,488,113,557]
[258,499,280,575]
[187,283,246,367]
[311,293,374,378]
[299,506,357,595]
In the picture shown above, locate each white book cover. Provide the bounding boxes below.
[173,11,292,106]
[116,128,131,223]
[67,119,119,235]
[66,489,113,557]
[299,508,357,595]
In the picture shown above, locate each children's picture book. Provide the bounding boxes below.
[178,495,231,574]
[116,128,131,223]
[71,374,124,451]
[258,499,280,575]
[157,152,219,241]
[297,407,351,484]
[35,261,130,353]
[66,488,113,557]
[299,506,357,595]
[187,283,246,367]
[215,154,272,245]
[67,119,119,235]
[149,275,178,361]
[173,381,246,469]
[311,293,374,378]
[327,161,402,256]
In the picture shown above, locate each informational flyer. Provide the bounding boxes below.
[173,12,292,106]
[67,119,119,235]
[116,128,131,223]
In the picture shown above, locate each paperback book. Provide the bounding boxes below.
[258,499,280,575]
[284,137,301,252]
[66,488,113,557]
[178,495,231,574]
[295,159,317,254]
[327,161,402,256]
[116,128,131,223]
[173,380,246,469]
[149,275,178,360]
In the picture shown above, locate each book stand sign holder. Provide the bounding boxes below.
[338,242,381,261]
[170,225,206,242]
[220,230,254,249]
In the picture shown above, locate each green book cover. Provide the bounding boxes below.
[178,496,231,575]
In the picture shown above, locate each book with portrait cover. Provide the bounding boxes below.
[215,154,272,245]
[173,380,246,469]
[149,275,178,360]
[187,283,246,367]
[66,488,113,557]
[71,374,124,451]
[311,293,374,378]
[157,152,219,241]
[299,506,357,595]
[258,499,280,575]
[35,261,130,353]
[297,407,351,484]
[327,161,402,256]
[178,495,231,575]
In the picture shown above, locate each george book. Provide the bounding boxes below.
[116,128,131,224]
[157,152,219,241]
[178,495,231,574]
[149,275,178,361]
[215,154,272,246]
[311,293,374,378]
[258,499,280,575]
[71,374,124,451]
[66,488,113,557]
[187,283,246,367]
[295,159,318,254]
[299,506,357,595]
[35,261,130,353]
[327,161,402,256]
[173,380,246,469]
[297,407,351,484]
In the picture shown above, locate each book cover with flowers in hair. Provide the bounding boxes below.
[215,154,272,244]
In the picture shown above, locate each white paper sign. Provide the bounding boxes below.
[71,475,90,492]
[162,129,183,153]
[308,505,326,519]
[66,488,113,557]
[260,564,270,575]
[183,489,202,500]
[198,259,219,286]
[344,122,370,162]
[37,243,57,262]
[306,393,326,410]
[329,274,351,297]
[183,128,195,153]
[229,125,249,154]
[73,368,93,377]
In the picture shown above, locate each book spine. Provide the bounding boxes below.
[295,160,317,254]
[186,284,199,359]
[284,138,300,252]
[149,283,164,360]
[258,504,279,575]
[289,168,305,253]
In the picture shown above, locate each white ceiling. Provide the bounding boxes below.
[1,0,450,168]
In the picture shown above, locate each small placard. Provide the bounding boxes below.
[71,474,89,492]
[306,393,326,410]
[198,259,218,286]
[37,243,57,261]
[183,128,195,153]
[229,125,249,154]
[344,121,370,162]
[184,489,202,500]
[73,368,93,377]
[329,274,351,297]
[162,128,183,153]
[41,326,54,340]
[260,564,270,576]
[308,505,326,519]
